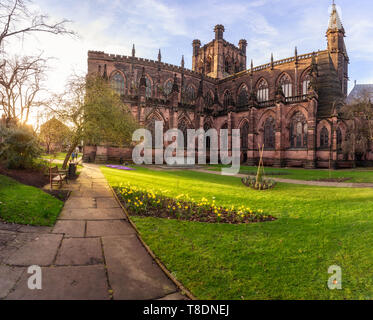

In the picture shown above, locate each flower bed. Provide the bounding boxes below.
[114,184,276,224]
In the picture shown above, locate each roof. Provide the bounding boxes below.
[347,84,373,104]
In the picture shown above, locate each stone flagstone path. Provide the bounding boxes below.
[0,164,186,300]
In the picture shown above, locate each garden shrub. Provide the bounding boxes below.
[0,125,42,169]
[242,176,276,190]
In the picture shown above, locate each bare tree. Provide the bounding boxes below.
[0,0,75,51]
[49,74,137,169]
[0,54,47,124]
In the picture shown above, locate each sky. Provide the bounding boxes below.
[6,0,373,125]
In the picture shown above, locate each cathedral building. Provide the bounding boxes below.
[85,3,354,168]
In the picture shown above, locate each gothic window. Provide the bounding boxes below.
[164,80,173,96]
[206,59,212,73]
[204,122,212,150]
[111,72,125,95]
[220,122,229,153]
[185,85,196,104]
[237,86,249,107]
[204,92,213,108]
[234,62,240,73]
[145,77,152,98]
[145,115,162,147]
[178,118,190,149]
[337,127,342,151]
[279,74,292,98]
[240,122,249,150]
[289,112,308,148]
[225,59,230,73]
[264,116,275,149]
[320,126,329,148]
[302,75,311,95]
[257,79,269,102]
[223,91,233,109]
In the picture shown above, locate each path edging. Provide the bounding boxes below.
[109,185,197,301]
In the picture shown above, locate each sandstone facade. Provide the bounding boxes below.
[85,4,360,168]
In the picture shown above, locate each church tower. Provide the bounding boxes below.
[192,25,246,79]
[326,2,349,96]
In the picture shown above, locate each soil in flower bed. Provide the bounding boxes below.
[114,185,276,224]
[0,164,49,188]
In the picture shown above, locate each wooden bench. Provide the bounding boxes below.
[49,166,68,189]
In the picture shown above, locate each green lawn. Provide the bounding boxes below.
[207,164,373,183]
[102,166,373,300]
[42,152,82,161]
[0,174,64,226]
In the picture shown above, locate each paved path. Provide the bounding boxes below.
[0,164,186,300]
[191,168,373,188]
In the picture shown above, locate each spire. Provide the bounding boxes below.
[158,49,161,62]
[181,55,185,68]
[271,53,274,69]
[328,2,344,32]
[132,44,135,57]
[250,59,253,74]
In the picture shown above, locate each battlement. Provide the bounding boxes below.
[88,50,217,83]
[220,50,327,83]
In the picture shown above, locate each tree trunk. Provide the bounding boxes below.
[63,142,78,169]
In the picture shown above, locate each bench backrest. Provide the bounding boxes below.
[50,166,60,174]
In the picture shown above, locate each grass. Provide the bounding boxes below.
[102,166,373,300]
[206,164,373,183]
[42,152,82,162]
[0,174,64,226]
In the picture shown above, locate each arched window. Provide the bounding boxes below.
[225,59,230,73]
[204,91,213,108]
[178,118,191,149]
[164,80,173,96]
[289,112,308,148]
[264,117,275,149]
[204,122,212,150]
[145,115,162,147]
[223,91,233,109]
[302,75,311,95]
[234,61,240,73]
[185,85,196,104]
[257,79,269,102]
[220,122,229,155]
[240,122,249,150]
[206,58,212,73]
[237,86,249,107]
[111,72,125,95]
[337,127,342,151]
[145,77,152,98]
[320,126,329,148]
[279,74,292,98]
